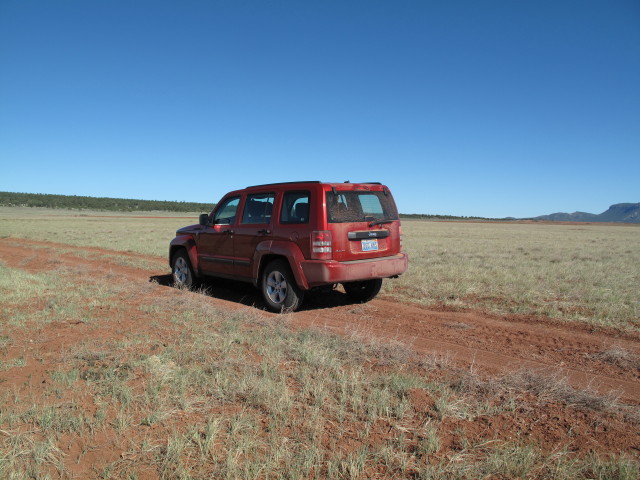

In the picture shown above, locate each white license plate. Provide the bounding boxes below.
[361,239,379,251]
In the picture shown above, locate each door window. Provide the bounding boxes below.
[241,193,275,224]
[280,191,310,224]
[213,197,240,225]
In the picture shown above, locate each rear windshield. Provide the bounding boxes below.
[326,190,399,223]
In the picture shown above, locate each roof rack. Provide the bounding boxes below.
[246,181,383,188]
[246,181,321,188]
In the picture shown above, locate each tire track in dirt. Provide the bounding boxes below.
[294,303,640,402]
[2,238,639,403]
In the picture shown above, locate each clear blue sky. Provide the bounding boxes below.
[1,1,638,218]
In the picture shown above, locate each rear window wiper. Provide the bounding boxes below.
[369,218,394,227]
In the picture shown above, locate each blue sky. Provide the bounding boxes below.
[1,1,638,218]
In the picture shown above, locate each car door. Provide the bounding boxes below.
[196,195,240,277]
[233,192,275,279]
[274,190,311,257]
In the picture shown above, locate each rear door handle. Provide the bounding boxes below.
[258,229,271,235]
[223,229,234,235]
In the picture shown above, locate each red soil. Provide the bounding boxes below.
[1,238,638,404]
[1,238,638,477]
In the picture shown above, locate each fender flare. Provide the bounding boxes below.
[169,235,199,274]
[253,240,309,290]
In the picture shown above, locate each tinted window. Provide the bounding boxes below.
[280,191,310,224]
[326,191,398,223]
[213,197,240,224]
[241,193,275,224]
[359,195,384,216]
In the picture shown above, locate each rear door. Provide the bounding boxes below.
[325,187,401,262]
[233,192,275,279]
[272,190,312,258]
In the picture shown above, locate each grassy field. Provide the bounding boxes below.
[0,207,195,257]
[0,262,637,478]
[392,220,640,331]
[1,207,639,330]
[0,207,639,478]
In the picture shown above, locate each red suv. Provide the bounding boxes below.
[169,181,408,312]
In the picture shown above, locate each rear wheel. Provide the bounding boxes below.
[262,260,304,312]
[171,250,195,289]
[343,278,383,303]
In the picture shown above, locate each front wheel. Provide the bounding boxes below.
[171,250,195,289]
[343,279,383,303]
[261,260,304,312]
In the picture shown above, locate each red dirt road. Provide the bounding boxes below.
[294,300,640,403]
[2,238,639,404]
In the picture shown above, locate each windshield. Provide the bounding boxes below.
[326,190,399,224]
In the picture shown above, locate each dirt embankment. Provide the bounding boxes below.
[1,238,638,404]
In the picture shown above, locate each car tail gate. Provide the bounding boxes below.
[325,186,401,262]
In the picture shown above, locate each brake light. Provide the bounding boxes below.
[311,230,332,259]
[399,225,404,251]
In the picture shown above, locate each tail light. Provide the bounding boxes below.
[311,230,332,259]
[399,225,404,251]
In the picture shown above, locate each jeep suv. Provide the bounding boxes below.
[169,181,408,312]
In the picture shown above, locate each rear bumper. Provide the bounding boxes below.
[300,253,408,288]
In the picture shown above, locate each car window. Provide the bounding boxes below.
[359,194,384,216]
[213,196,240,224]
[326,191,398,223]
[280,191,310,224]
[241,193,275,224]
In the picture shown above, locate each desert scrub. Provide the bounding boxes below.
[391,221,640,330]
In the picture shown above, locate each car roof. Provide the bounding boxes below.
[245,181,383,189]
[218,181,387,199]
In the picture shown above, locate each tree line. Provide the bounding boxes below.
[0,191,213,213]
[1,191,504,219]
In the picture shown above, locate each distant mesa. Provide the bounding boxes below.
[533,203,640,224]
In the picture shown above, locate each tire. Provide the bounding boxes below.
[261,260,304,312]
[343,278,383,303]
[171,250,195,289]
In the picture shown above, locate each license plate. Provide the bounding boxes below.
[361,239,379,251]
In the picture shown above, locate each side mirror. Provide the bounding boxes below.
[199,213,209,226]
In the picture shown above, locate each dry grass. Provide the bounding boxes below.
[1,207,639,477]
[591,347,640,370]
[2,208,638,330]
[1,260,638,478]
[498,369,621,413]
[0,206,194,256]
[390,220,640,330]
